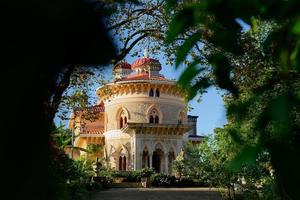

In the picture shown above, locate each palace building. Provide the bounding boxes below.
[70,55,203,174]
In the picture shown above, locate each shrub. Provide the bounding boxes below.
[94,167,113,188]
[173,177,195,187]
[140,167,155,177]
[123,171,141,182]
[112,170,129,177]
[111,170,141,182]
[150,173,175,187]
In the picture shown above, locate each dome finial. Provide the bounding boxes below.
[143,48,148,58]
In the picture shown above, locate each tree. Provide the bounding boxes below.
[1,0,116,199]
[166,0,300,199]
[177,128,275,199]
[91,0,203,65]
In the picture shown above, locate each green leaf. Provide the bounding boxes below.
[228,127,243,145]
[292,19,300,36]
[166,3,207,43]
[187,77,211,100]
[209,54,238,95]
[178,65,204,89]
[268,94,292,141]
[176,33,201,67]
[166,0,178,11]
[166,12,188,43]
[227,144,261,172]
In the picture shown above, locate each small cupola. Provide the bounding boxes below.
[112,61,132,80]
[131,49,161,77]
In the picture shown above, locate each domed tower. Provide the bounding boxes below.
[96,56,192,173]
[112,61,132,80]
[132,57,162,77]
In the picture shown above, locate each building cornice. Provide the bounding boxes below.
[96,81,186,101]
[121,122,192,136]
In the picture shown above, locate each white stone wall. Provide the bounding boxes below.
[101,82,189,172]
[104,92,187,131]
[104,130,132,170]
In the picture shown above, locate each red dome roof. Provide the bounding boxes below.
[131,58,160,69]
[113,61,131,70]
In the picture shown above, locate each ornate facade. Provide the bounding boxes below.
[70,56,202,174]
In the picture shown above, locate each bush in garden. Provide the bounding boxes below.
[95,167,113,187]
[174,177,195,187]
[140,167,155,177]
[150,173,175,187]
[111,170,141,182]
[123,171,141,182]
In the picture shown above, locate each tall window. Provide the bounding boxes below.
[155,89,160,97]
[149,115,154,123]
[178,110,185,124]
[149,88,154,97]
[119,110,127,128]
[119,148,127,171]
[155,116,159,123]
[119,156,126,171]
[149,109,159,124]
[120,117,123,128]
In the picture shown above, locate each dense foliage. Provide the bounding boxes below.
[166,0,300,199]
[172,131,276,199]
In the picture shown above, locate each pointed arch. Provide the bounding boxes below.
[116,107,130,120]
[116,107,130,129]
[149,108,159,124]
[146,104,162,124]
[119,147,128,171]
[154,142,166,152]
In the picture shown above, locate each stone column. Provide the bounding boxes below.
[149,152,153,168]
[139,152,143,170]
[164,152,169,174]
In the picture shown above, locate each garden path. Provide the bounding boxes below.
[91,188,222,200]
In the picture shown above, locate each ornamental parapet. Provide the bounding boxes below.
[96,80,187,101]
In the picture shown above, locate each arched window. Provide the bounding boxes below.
[149,88,154,97]
[119,110,128,129]
[155,89,160,97]
[119,148,127,171]
[178,110,185,124]
[155,116,159,124]
[149,109,159,124]
[119,156,122,170]
[149,115,154,123]
[123,157,126,171]
[120,117,123,128]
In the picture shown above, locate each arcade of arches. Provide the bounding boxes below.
[142,144,176,174]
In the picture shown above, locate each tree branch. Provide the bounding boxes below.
[113,33,150,64]
[107,3,164,31]
[48,65,76,120]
